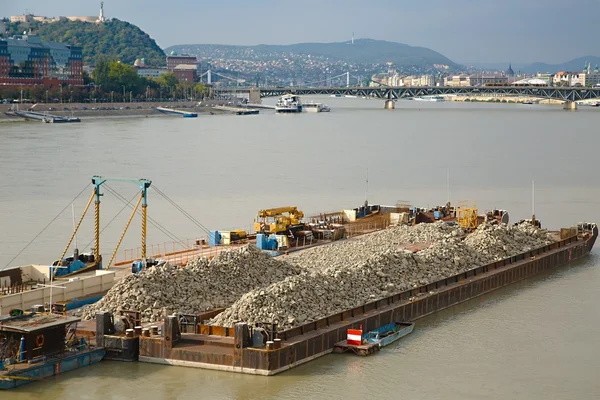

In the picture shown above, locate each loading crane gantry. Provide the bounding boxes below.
[51,176,153,278]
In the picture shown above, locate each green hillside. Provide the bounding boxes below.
[2,18,165,66]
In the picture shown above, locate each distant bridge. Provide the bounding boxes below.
[216,85,600,102]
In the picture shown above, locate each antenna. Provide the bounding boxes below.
[446,168,450,203]
[365,168,369,204]
[532,180,535,216]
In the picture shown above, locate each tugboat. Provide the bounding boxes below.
[0,310,105,389]
[275,94,303,113]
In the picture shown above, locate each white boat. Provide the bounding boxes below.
[275,94,303,113]
[303,102,331,113]
[413,96,445,102]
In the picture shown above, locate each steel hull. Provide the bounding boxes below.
[0,348,105,390]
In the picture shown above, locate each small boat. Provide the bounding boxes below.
[364,322,414,348]
[333,321,414,356]
[275,94,303,113]
[0,311,105,389]
[155,107,198,118]
[522,101,534,105]
[303,102,331,113]
[413,96,445,102]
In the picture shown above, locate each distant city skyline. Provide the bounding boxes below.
[3,0,599,65]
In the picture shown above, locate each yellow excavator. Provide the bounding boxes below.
[254,206,305,236]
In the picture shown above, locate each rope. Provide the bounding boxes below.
[4,183,90,269]
[104,184,188,248]
[151,186,210,234]
[80,191,139,252]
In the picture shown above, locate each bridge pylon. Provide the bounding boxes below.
[384,91,395,110]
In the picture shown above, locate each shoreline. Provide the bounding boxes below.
[0,100,232,122]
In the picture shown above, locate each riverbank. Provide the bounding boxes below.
[445,94,564,105]
[0,100,234,122]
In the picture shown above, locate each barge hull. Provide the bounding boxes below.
[138,230,596,375]
[0,348,105,389]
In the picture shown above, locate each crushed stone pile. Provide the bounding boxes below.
[210,223,554,329]
[286,221,462,271]
[81,245,302,322]
[463,222,553,261]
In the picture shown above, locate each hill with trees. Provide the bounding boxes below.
[2,18,166,66]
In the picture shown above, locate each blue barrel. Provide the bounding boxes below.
[434,211,442,219]
[267,236,278,250]
[209,231,221,247]
[256,234,266,249]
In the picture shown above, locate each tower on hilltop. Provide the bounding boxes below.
[97,1,106,23]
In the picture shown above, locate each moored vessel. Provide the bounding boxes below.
[303,102,331,113]
[275,94,303,113]
[333,322,415,356]
[413,95,445,102]
[0,312,105,389]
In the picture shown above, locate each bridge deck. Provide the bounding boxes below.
[217,86,600,101]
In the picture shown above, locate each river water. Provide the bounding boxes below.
[1,98,599,399]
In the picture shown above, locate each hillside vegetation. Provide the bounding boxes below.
[3,18,165,66]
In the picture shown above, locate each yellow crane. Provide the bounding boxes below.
[254,206,304,235]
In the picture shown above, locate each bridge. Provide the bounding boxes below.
[202,68,599,109]
[216,85,600,109]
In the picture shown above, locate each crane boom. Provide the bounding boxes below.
[257,206,304,218]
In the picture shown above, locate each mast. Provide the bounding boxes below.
[531,180,536,226]
[446,168,450,203]
[365,168,369,205]
[532,180,535,216]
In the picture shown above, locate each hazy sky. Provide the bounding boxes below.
[3,0,599,64]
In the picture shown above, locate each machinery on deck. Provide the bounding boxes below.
[253,206,305,236]
[131,258,164,274]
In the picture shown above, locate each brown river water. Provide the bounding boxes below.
[1,98,599,399]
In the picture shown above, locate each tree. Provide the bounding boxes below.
[107,61,142,93]
[92,57,111,87]
[83,70,93,85]
[160,73,179,88]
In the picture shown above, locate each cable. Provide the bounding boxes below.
[80,191,140,252]
[4,183,90,269]
[104,184,188,248]
[152,186,209,233]
[151,186,210,234]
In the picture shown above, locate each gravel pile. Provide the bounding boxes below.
[286,222,461,271]
[82,245,302,322]
[463,222,554,261]
[210,223,554,329]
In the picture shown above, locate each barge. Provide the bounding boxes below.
[0,312,105,389]
[128,222,596,375]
